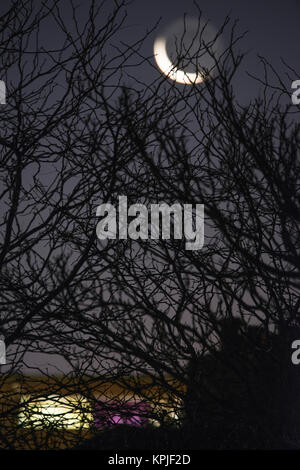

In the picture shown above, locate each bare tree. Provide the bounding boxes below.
[0,0,299,450]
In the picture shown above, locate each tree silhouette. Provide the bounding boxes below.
[0,0,299,450]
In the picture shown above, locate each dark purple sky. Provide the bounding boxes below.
[122,0,300,78]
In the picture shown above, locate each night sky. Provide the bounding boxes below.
[75,0,299,96]
[1,0,299,89]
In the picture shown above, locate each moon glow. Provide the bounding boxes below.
[154,17,222,85]
[153,36,203,85]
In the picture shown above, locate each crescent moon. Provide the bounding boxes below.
[153,36,204,85]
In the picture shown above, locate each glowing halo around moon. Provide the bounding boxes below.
[153,16,223,85]
[153,36,203,85]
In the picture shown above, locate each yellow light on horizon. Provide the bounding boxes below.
[18,394,92,429]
